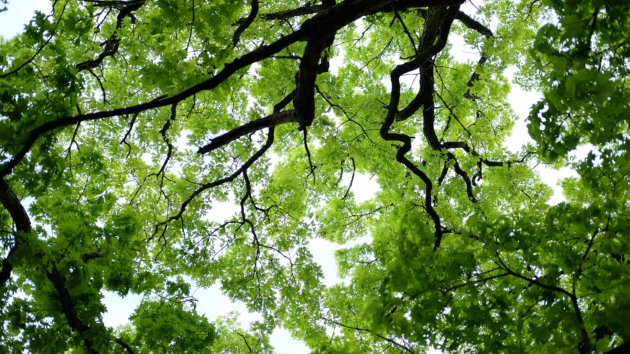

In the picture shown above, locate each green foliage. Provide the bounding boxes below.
[120,299,216,353]
[528,0,630,161]
[0,0,629,353]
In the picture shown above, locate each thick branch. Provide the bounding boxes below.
[257,4,325,22]
[0,179,31,233]
[292,0,336,129]
[293,36,331,128]
[232,0,259,47]
[47,266,98,353]
[0,178,32,287]
[380,6,460,250]
[455,11,493,38]
[0,255,13,287]
[198,110,298,154]
[240,0,464,24]
[380,59,445,250]
[0,179,104,352]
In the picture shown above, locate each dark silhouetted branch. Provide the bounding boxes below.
[198,110,298,154]
[233,0,259,47]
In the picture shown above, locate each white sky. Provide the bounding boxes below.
[1,2,577,353]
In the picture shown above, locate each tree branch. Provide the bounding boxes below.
[0,178,32,287]
[46,265,98,353]
[321,316,416,353]
[115,337,136,354]
[380,6,460,250]
[455,11,493,38]
[197,110,298,154]
[235,331,253,353]
[232,0,259,47]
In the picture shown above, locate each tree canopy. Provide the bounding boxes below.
[1,0,629,352]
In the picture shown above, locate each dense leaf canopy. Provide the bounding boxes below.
[1,0,629,352]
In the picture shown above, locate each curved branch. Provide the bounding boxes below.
[0,179,31,234]
[0,178,32,287]
[47,265,98,353]
[380,59,445,249]
[232,0,259,47]
[342,157,356,200]
[380,6,460,250]
[447,152,477,203]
